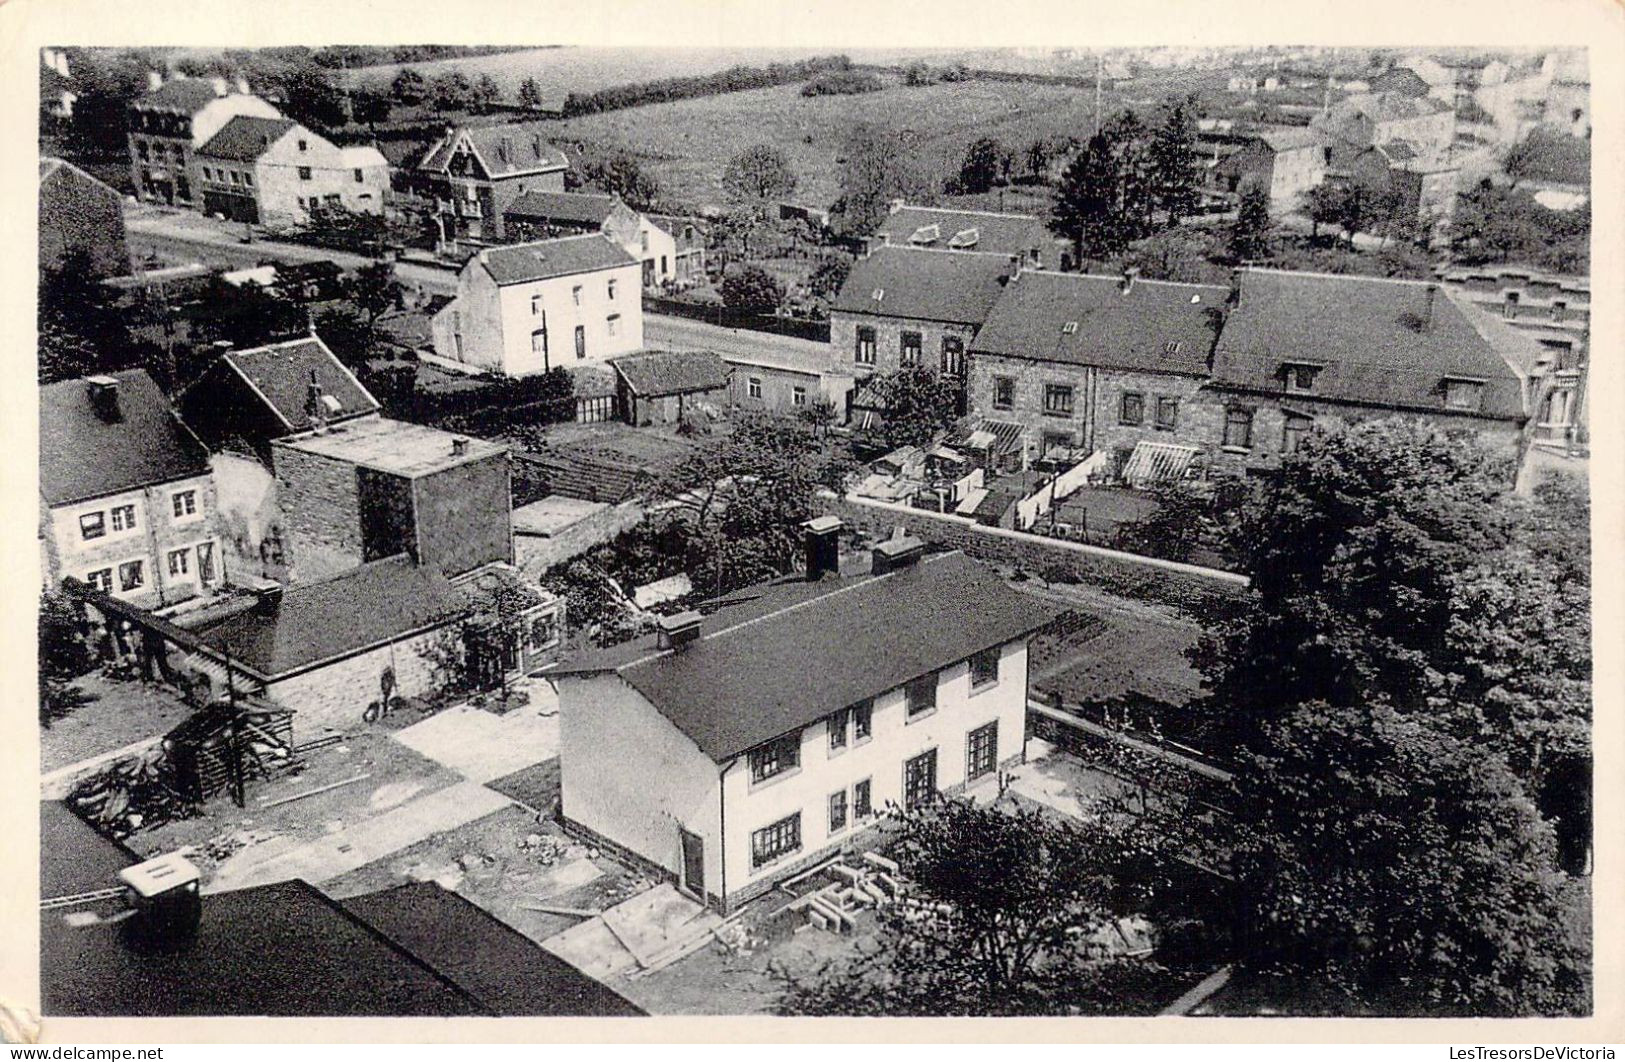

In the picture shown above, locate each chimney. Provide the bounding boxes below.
[86,375,121,421]
[246,577,284,615]
[235,75,251,95]
[656,610,703,650]
[888,198,905,215]
[871,535,926,576]
[211,76,228,97]
[803,515,843,580]
[1119,265,1140,294]
[1423,283,1438,331]
[1228,267,1245,307]
[1003,253,1024,285]
[118,853,202,955]
[451,436,470,457]
[307,369,329,433]
[146,69,163,91]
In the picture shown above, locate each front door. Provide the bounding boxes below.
[642,259,656,287]
[679,829,705,899]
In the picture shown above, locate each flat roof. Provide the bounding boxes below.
[512,495,610,536]
[273,417,506,477]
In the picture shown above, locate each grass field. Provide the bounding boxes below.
[550,77,1104,210]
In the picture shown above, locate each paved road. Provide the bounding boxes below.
[644,313,834,367]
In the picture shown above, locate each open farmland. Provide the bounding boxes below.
[550,77,1105,211]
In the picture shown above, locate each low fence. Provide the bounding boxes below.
[645,296,831,343]
[823,492,1249,618]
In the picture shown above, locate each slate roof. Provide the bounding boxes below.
[196,115,296,161]
[211,336,379,432]
[131,78,224,114]
[970,271,1227,376]
[1210,269,1530,421]
[40,802,138,901]
[830,246,1016,325]
[476,234,636,286]
[340,883,644,1016]
[418,122,568,178]
[1257,126,1325,152]
[191,555,466,680]
[39,157,120,199]
[1369,67,1432,97]
[875,206,1047,257]
[553,551,1061,761]
[40,369,211,507]
[611,350,730,397]
[505,190,620,227]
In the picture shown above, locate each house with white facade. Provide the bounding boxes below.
[40,371,222,610]
[550,528,1060,912]
[192,116,388,228]
[127,74,282,207]
[503,191,681,289]
[429,234,643,377]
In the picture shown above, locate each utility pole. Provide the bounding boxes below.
[1094,54,1104,136]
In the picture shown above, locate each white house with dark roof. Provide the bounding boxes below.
[503,191,681,289]
[550,530,1060,911]
[192,116,388,228]
[430,234,643,377]
[39,370,222,609]
[126,74,281,207]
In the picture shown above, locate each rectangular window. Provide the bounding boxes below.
[904,748,938,811]
[993,376,1015,410]
[748,731,801,783]
[196,541,216,584]
[229,170,240,185]
[1043,431,1073,457]
[1285,365,1318,392]
[1282,414,1313,454]
[1120,392,1145,426]
[572,285,583,306]
[79,511,106,540]
[1223,407,1254,449]
[298,138,308,152]
[110,505,136,533]
[853,699,873,741]
[640,231,650,252]
[1155,396,1179,431]
[828,790,848,834]
[574,325,586,360]
[747,376,762,399]
[608,279,618,301]
[529,612,558,650]
[828,708,849,751]
[855,326,876,365]
[242,172,253,187]
[900,331,922,366]
[1043,383,1075,417]
[167,549,190,577]
[853,778,873,819]
[751,813,801,868]
[531,294,544,315]
[905,673,937,719]
[297,166,312,181]
[171,490,197,519]
[87,568,114,593]
[353,168,364,183]
[967,722,999,781]
[792,386,807,407]
[969,646,1000,690]
[1444,379,1485,411]
[118,560,144,592]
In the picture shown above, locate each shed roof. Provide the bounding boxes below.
[610,350,730,397]
[505,190,620,226]
[553,551,1060,761]
[40,369,211,506]
[831,246,1015,325]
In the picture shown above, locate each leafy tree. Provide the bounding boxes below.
[1449,179,1586,272]
[806,253,853,301]
[722,143,798,203]
[66,49,153,158]
[390,66,428,105]
[278,58,347,129]
[779,797,1182,1015]
[1114,480,1214,562]
[191,279,306,353]
[1305,181,1344,241]
[1050,128,1127,268]
[517,76,544,110]
[860,368,962,450]
[1124,228,1218,283]
[350,84,392,125]
[1233,700,1586,1015]
[958,136,1005,194]
[1150,94,1202,226]
[313,304,372,367]
[1230,178,1273,262]
[834,123,932,235]
[473,73,503,112]
[38,254,141,385]
[576,151,660,211]
[719,265,786,315]
[430,70,476,111]
[348,260,401,329]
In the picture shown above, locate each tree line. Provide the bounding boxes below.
[559,55,853,117]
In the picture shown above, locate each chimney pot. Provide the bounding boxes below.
[86,375,122,421]
[452,435,470,456]
[1120,265,1140,293]
[656,610,703,650]
[871,535,926,575]
[803,515,843,580]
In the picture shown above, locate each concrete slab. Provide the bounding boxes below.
[204,781,511,893]
[600,883,722,968]
[391,701,559,784]
[542,914,640,982]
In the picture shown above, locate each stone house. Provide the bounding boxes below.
[966,269,1229,465]
[1313,92,1456,170]
[406,122,569,248]
[551,535,1059,912]
[192,116,388,229]
[127,74,281,207]
[1328,142,1458,233]
[429,234,643,377]
[39,158,129,279]
[503,191,680,288]
[1211,127,1329,211]
[40,371,222,610]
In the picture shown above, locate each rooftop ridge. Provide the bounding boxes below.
[1029,268,1229,293]
[888,204,1042,221]
[1237,264,1446,288]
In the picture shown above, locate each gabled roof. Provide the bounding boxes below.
[1369,67,1432,97]
[553,551,1060,762]
[505,190,621,227]
[970,271,1227,376]
[39,157,121,200]
[213,336,380,433]
[40,370,211,507]
[191,555,466,680]
[875,206,1046,257]
[417,122,568,179]
[196,115,297,162]
[1210,269,1529,421]
[610,350,730,397]
[475,234,637,286]
[648,213,706,251]
[1256,126,1325,153]
[130,77,225,114]
[830,246,1015,325]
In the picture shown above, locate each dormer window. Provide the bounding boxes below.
[909,224,940,245]
[1061,321,1079,335]
[1442,377,1485,411]
[947,227,979,249]
[1281,362,1322,392]
[1163,340,1184,356]
[871,288,885,302]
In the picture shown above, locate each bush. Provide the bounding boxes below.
[720,265,786,315]
[562,56,851,116]
[801,70,884,97]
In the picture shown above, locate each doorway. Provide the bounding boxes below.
[679,828,705,900]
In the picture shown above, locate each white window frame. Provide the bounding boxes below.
[171,489,199,522]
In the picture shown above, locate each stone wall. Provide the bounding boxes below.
[272,442,364,584]
[513,499,647,578]
[830,311,978,380]
[267,626,449,738]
